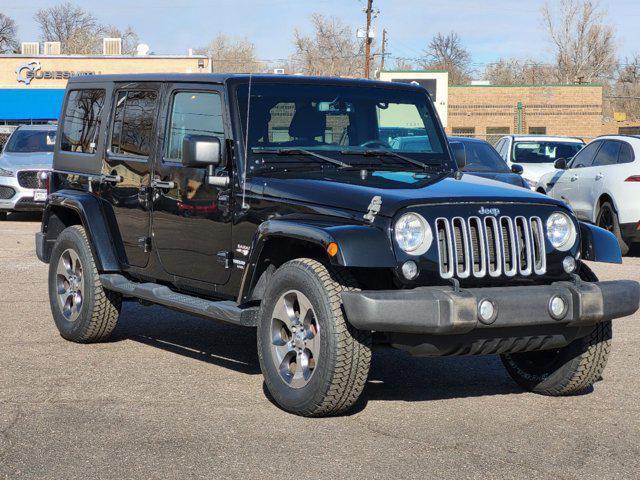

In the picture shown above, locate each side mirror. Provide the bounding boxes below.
[450,142,466,169]
[554,158,567,170]
[182,135,222,167]
[511,164,524,175]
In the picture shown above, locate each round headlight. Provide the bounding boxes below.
[546,212,577,251]
[394,213,432,255]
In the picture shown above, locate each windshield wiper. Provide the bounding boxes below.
[340,149,437,170]
[252,147,351,168]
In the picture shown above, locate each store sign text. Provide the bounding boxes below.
[16,61,96,85]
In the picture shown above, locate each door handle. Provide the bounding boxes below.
[570,175,579,182]
[151,179,176,189]
[595,173,604,180]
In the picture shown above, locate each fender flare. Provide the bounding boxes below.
[238,219,397,302]
[43,190,123,271]
[579,221,622,264]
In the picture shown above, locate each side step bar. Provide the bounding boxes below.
[100,274,257,327]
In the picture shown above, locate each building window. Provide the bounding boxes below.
[60,89,106,154]
[528,126,547,135]
[111,90,159,157]
[619,126,640,135]
[486,127,509,145]
[452,127,475,138]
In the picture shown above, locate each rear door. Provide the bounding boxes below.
[151,83,233,286]
[102,83,160,268]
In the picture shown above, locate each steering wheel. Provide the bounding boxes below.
[359,139,390,149]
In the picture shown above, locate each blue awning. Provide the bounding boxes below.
[0,89,65,121]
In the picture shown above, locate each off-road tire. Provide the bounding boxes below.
[597,201,629,256]
[257,258,372,417]
[501,264,612,395]
[48,225,122,343]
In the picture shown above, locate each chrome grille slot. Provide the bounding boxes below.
[435,214,545,280]
[452,217,471,278]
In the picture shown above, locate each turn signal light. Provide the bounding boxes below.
[624,176,640,182]
[326,242,339,257]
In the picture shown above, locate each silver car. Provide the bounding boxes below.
[0,125,57,220]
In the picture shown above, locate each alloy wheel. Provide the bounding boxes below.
[55,249,84,322]
[269,290,321,388]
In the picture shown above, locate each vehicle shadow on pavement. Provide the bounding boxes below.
[2,212,42,222]
[113,302,523,411]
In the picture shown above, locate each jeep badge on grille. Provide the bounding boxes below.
[478,206,501,216]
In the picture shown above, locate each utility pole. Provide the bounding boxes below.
[380,28,387,74]
[364,0,373,78]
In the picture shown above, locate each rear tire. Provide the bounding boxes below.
[597,201,629,256]
[48,225,122,343]
[501,264,611,396]
[257,258,372,417]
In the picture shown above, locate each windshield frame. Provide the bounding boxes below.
[230,78,455,176]
[4,128,57,154]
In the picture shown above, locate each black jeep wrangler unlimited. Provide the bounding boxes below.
[36,74,639,416]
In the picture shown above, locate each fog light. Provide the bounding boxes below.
[401,260,419,280]
[478,299,497,324]
[562,256,576,274]
[549,295,568,320]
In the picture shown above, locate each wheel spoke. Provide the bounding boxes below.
[272,294,295,328]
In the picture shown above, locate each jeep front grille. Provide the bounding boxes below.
[17,171,40,189]
[436,216,546,279]
[0,186,15,199]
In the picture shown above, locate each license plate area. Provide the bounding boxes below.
[33,189,47,202]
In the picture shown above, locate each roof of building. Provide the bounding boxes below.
[0,89,64,121]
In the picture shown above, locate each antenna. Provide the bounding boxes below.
[241,73,253,210]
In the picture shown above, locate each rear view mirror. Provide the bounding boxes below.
[450,142,466,169]
[182,135,222,167]
[511,164,524,175]
[554,158,567,170]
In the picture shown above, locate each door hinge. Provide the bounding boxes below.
[138,236,152,253]
[217,251,232,268]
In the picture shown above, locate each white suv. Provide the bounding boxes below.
[537,135,640,254]
[494,135,585,189]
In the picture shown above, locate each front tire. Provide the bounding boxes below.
[48,225,122,343]
[501,264,612,396]
[257,258,372,417]
[597,201,629,255]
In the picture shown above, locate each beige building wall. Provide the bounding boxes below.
[447,84,603,142]
[0,55,209,89]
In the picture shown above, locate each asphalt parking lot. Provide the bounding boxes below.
[1,213,638,479]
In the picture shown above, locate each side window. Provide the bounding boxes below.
[618,142,635,164]
[110,90,158,157]
[165,91,224,161]
[592,141,620,167]
[60,89,106,154]
[569,141,600,168]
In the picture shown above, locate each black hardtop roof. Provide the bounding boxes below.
[66,73,425,91]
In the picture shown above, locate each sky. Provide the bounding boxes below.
[4,0,640,70]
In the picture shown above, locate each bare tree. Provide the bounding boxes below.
[391,58,415,71]
[421,32,472,84]
[34,2,105,54]
[609,54,640,121]
[291,14,366,77]
[542,0,616,83]
[485,58,557,85]
[197,34,265,73]
[0,12,18,54]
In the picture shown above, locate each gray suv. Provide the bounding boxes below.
[0,125,56,220]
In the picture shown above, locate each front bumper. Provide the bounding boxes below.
[0,176,46,212]
[341,280,640,335]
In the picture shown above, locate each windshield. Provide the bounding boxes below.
[455,140,510,172]
[512,141,583,164]
[4,129,56,153]
[237,82,450,170]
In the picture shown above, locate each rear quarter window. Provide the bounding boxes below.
[60,89,106,154]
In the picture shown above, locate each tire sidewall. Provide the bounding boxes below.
[257,261,340,414]
[598,202,629,255]
[48,227,98,341]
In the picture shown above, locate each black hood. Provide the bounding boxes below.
[256,169,566,217]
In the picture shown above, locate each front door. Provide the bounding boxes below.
[554,140,601,218]
[102,84,160,268]
[151,84,232,286]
